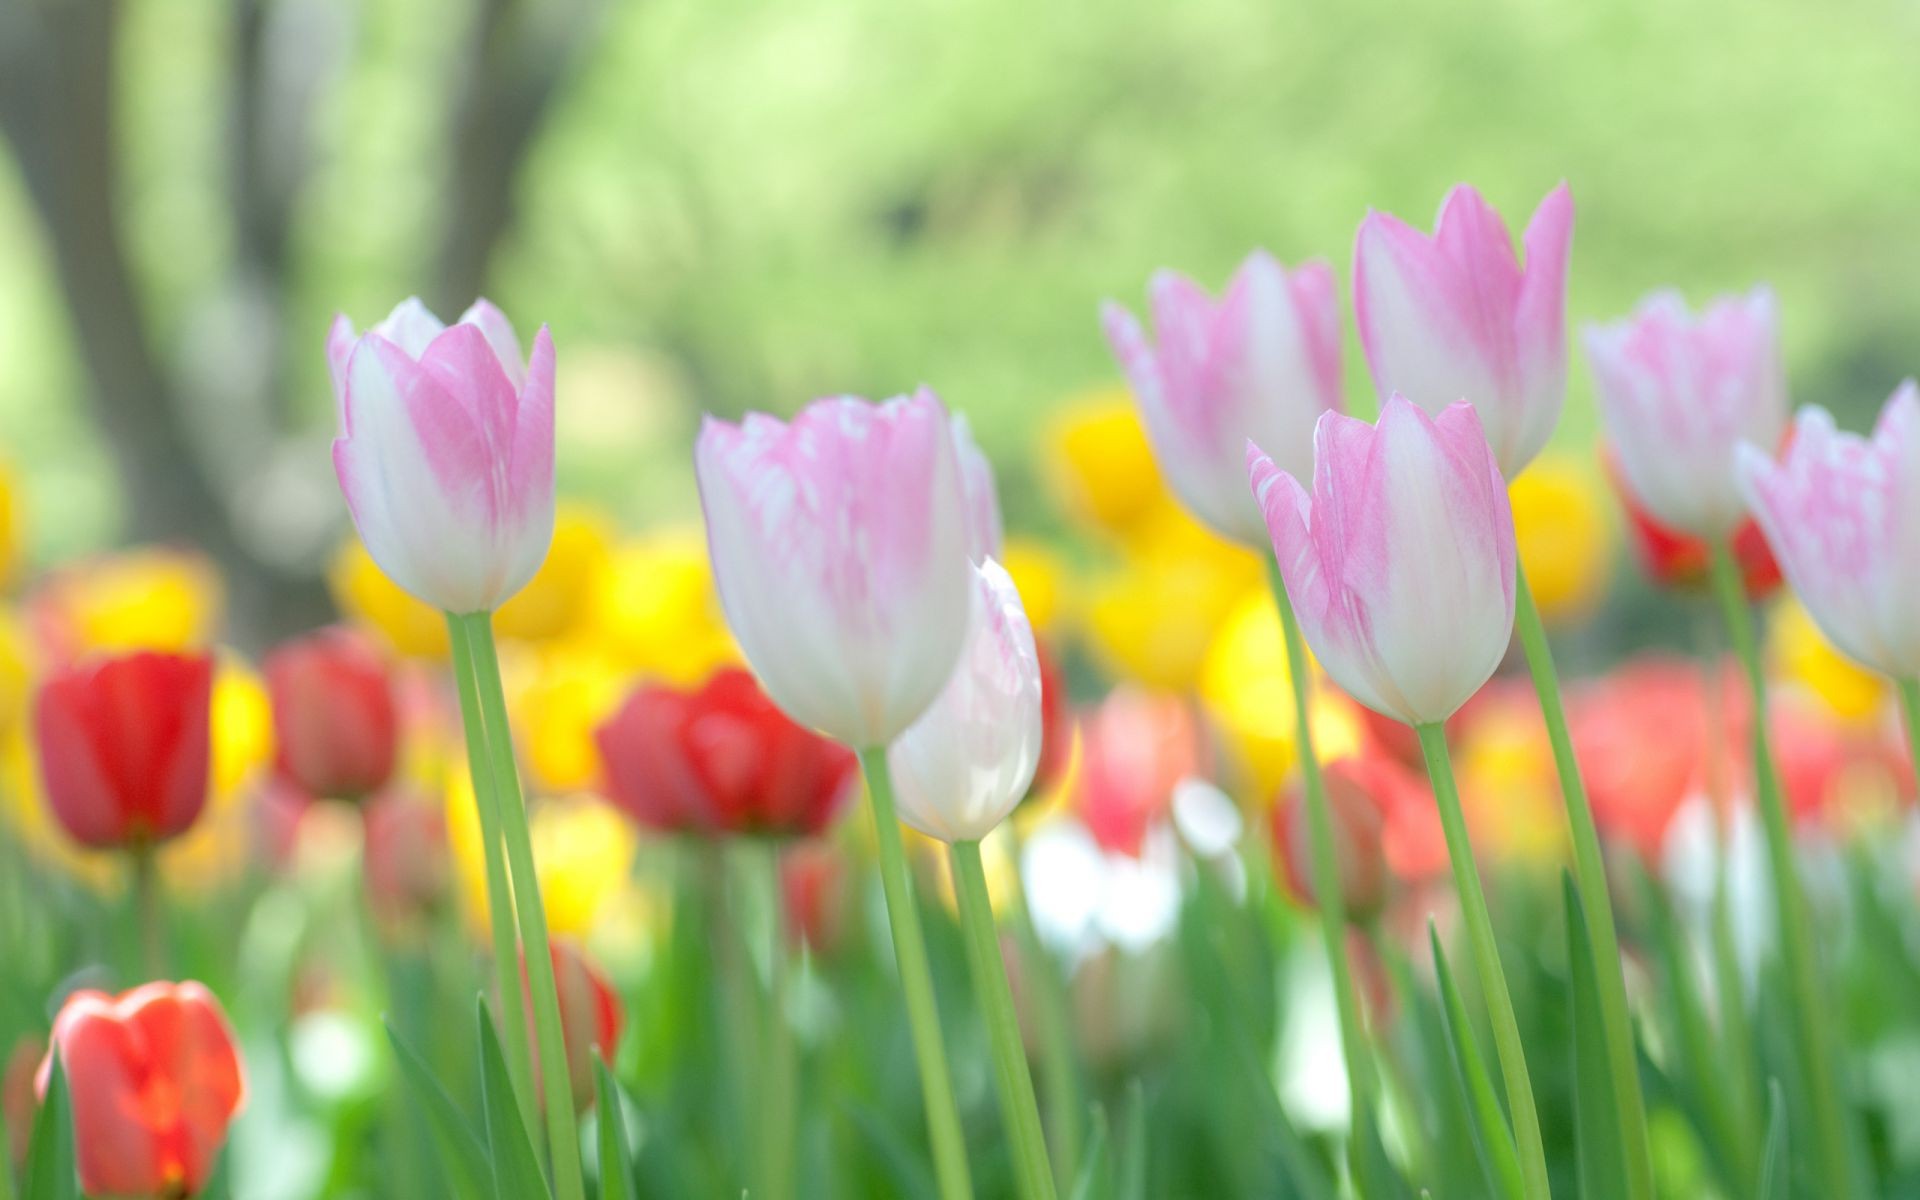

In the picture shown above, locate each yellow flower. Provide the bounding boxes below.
[511,642,630,795]
[1770,597,1886,724]
[38,548,222,656]
[590,528,737,685]
[1040,392,1173,539]
[494,504,615,643]
[1083,510,1260,693]
[329,538,448,660]
[0,608,37,741]
[1509,454,1613,625]
[1000,537,1072,636]
[0,460,24,591]
[1456,696,1563,867]
[446,778,638,940]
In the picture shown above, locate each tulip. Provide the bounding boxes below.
[694,390,973,748]
[1101,252,1343,543]
[1273,754,1418,923]
[264,625,398,802]
[39,981,245,1199]
[329,297,555,615]
[1586,287,1787,539]
[1605,446,1782,598]
[1737,382,1920,680]
[1072,688,1202,858]
[950,413,1005,562]
[361,788,452,935]
[1354,183,1574,477]
[594,667,858,838]
[34,651,214,850]
[521,940,623,1114]
[1248,396,1517,727]
[888,561,1043,843]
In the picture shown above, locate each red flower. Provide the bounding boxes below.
[780,841,848,955]
[522,940,624,1113]
[1604,446,1781,598]
[265,626,398,801]
[34,652,214,850]
[1273,754,1426,922]
[1568,658,1717,860]
[1072,688,1200,857]
[39,981,245,1199]
[594,668,857,838]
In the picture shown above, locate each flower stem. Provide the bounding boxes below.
[949,839,1056,1200]
[856,748,974,1200]
[760,842,796,1200]
[1510,564,1654,1198]
[1262,559,1386,1189]
[1414,722,1550,1200]
[1898,679,1920,777]
[444,613,544,1170]
[1002,840,1081,1188]
[1705,542,1854,1200]
[130,844,165,976]
[458,612,588,1200]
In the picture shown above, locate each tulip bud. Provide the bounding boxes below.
[40,981,245,1199]
[264,626,398,802]
[1102,252,1343,544]
[888,561,1044,843]
[1249,397,1517,728]
[329,297,555,614]
[34,651,214,850]
[595,667,857,838]
[694,391,973,748]
[1586,287,1787,540]
[1738,382,1920,680]
[1355,183,1574,478]
[521,940,623,1114]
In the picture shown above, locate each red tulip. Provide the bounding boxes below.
[1568,658,1715,860]
[34,651,214,850]
[594,668,857,838]
[522,940,623,1113]
[38,981,245,1199]
[264,625,397,801]
[1604,445,1782,598]
[1273,754,1425,923]
[1072,688,1200,858]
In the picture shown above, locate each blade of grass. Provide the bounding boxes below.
[1564,873,1628,1200]
[477,997,553,1200]
[21,1049,75,1200]
[594,1062,636,1200]
[385,1019,492,1200]
[1430,923,1524,1200]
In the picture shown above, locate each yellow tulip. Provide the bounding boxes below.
[38,548,222,657]
[590,528,737,685]
[1000,537,1072,636]
[1509,453,1614,626]
[1040,392,1174,539]
[445,775,638,940]
[0,460,24,591]
[511,642,630,795]
[1082,509,1260,693]
[1770,597,1887,724]
[1456,695,1564,866]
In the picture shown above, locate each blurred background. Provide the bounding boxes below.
[3,0,1919,647]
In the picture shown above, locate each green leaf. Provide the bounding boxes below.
[22,1049,75,1200]
[1564,872,1629,1200]
[593,1061,635,1200]
[1757,1080,1788,1200]
[1430,922,1524,1200]
[1066,1107,1111,1200]
[476,997,553,1200]
[384,1019,493,1200]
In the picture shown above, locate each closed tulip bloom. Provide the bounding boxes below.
[330,297,555,614]
[264,626,398,801]
[34,651,214,850]
[594,667,857,837]
[1249,396,1517,727]
[951,413,1005,562]
[1737,382,1920,678]
[1102,252,1343,543]
[1586,287,1787,539]
[521,940,623,1113]
[1355,183,1574,477]
[888,560,1043,843]
[39,981,245,1199]
[695,390,972,747]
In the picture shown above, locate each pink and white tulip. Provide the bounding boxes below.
[1249,396,1517,726]
[695,390,973,748]
[1101,252,1342,544]
[329,298,555,614]
[1737,382,1920,679]
[888,560,1043,842]
[950,413,1005,563]
[1587,288,1787,539]
[1354,183,1573,478]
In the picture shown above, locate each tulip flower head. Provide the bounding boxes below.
[1249,396,1517,727]
[1354,183,1574,477]
[887,560,1044,843]
[39,981,245,1199]
[1102,251,1344,543]
[1586,287,1787,539]
[1737,382,1920,679]
[329,297,556,614]
[694,390,973,747]
[265,625,398,802]
[34,651,215,850]
[594,667,858,838]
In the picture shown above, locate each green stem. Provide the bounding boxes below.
[1511,565,1654,1199]
[1705,542,1854,1199]
[1414,722,1550,1200]
[130,843,165,976]
[760,842,796,1200]
[445,612,544,1168]
[950,840,1057,1200]
[1003,844,1081,1188]
[1898,680,1920,777]
[1262,563,1383,1137]
[459,612,587,1200]
[858,749,974,1200]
